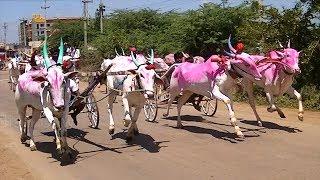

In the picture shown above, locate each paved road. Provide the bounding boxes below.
[0,70,319,180]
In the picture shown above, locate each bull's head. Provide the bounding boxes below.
[130,49,161,99]
[36,38,78,110]
[279,41,301,74]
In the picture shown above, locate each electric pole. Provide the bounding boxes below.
[82,0,92,49]
[3,23,8,45]
[41,0,50,40]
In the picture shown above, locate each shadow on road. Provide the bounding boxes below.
[240,120,302,133]
[111,131,169,153]
[163,115,206,122]
[162,115,302,143]
[40,128,121,166]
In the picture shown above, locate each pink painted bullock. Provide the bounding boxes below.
[15,40,78,159]
[101,50,162,142]
[227,37,303,126]
[163,55,262,138]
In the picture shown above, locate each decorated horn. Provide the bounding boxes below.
[42,40,51,69]
[277,40,283,48]
[57,38,64,65]
[149,49,154,64]
[130,51,140,67]
[121,47,125,56]
[224,50,236,57]
[182,52,189,58]
[115,48,120,56]
[287,39,291,48]
[228,35,237,54]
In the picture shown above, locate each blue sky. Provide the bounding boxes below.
[0,0,298,43]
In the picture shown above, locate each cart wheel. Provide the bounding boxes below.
[144,98,158,122]
[201,97,218,116]
[85,94,100,129]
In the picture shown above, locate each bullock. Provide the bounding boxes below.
[15,39,78,158]
[163,54,263,138]
[101,50,161,142]
[227,38,303,126]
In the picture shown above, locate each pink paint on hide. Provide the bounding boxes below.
[257,48,300,85]
[172,60,225,90]
[46,68,65,108]
[18,69,47,96]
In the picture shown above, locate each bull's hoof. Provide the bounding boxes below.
[267,107,275,113]
[257,121,263,127]
[176,123,183,129]
[20,136,28,143]
[298,113,304,121]
[123,120,131,127]
[125,136,133,143]
[236,131,245,139]
[109,128,115,135]
[133,129,140,136]
[278,112,286,119]
[57,148,63,155]
[163,113,169,118]
[30,145,37,151]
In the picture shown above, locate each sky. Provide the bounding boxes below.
[0,0,298,43]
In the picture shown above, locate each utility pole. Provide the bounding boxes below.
[82,0,92,49]
[2,23,8,45]
[41,0,50,40]
[99,0,105,34]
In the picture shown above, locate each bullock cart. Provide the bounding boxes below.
[68,64,113,129]
[144,68,218,122]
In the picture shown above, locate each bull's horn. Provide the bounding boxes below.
[277,40,283,48]
[182,52,189,58]
[57,37,64,65]
[130,51,140,67]
[224,50,236,57]
[149,49,154,64]
[115,48,120,56]
[228,35,237,54]
[42,40,51,69]
[121,47,125,56]
[287,39,291,48]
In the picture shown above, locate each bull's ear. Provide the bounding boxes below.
[32,76,47,82]
[64,71,79,79]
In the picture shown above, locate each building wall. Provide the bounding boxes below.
[19,14,81,46]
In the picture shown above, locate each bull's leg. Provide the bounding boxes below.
[176,91,193,128]
[18,106,28,143]
[286,86,304,121]
[242,80,263,126]
[29,108,41,151]
[107,92,117,135]
[265,91,286,118]
[122,93,132,127]
[163,91,180,117]
[126,106,142,142]
[212,85,244,138]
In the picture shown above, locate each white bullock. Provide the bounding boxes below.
[15,40,78,160]
[101,50,161,142]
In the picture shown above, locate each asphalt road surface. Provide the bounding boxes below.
[0,70,319,180]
